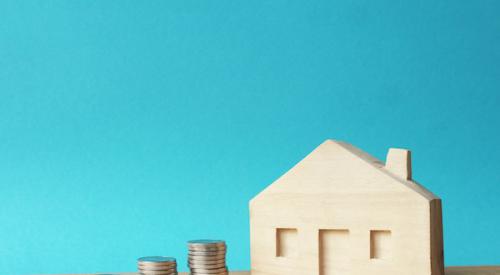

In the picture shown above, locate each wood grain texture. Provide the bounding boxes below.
[385,148,412,180]
[48,267,500,275]
[48,272,249,275]
[250,140,444,275]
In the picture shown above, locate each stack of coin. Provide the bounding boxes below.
[137,256,178,275]
[187,240,228,275]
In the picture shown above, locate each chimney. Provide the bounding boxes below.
[385,148,412,180]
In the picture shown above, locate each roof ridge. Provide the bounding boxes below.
[332,140,440,201]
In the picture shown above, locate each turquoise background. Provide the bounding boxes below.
[1,1,499,274]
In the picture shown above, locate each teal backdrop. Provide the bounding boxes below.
[1,1,499,274]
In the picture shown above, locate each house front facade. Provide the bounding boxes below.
[250,140,444,275]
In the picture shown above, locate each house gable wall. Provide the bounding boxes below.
[250,140,442,275]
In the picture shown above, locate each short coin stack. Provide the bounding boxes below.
[137,256,178,275]
[187,240,228,275]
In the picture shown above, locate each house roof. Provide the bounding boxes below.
[334,140,439,200]
[251,139,439,204]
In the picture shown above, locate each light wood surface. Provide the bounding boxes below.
[250,140,444,275]
[50,267,500,275]
[48,143,497,275]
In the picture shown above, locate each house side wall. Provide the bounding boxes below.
[250,194,432,275]
[430,199,445,275]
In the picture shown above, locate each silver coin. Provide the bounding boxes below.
[139,270,177,274]
[188,258,225,264]
[190,271,227,274]
[139,261,177,266]
[188,262,226,269]
[139,271,176,274]
[138,256,177,264]
[138,270,177,275]
[138,264,177,270]
[188,254,226,261]
[190,272,227,275]
[137,263,176,269]
[139,264,177,267]
[139,268,177,272]
[190,266,227,272]
[188,262,225,265]
[188,240,226,247]
[138,266,177,272]
[138,262,177,266]
[188,260,225,265]
[189,250,226,256]
[138,261,177,265]
[188,244,227,250]
[189,246,227,252]
[190,267,228,274]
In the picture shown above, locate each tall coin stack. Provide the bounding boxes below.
[187,240,228,275]
[137,256,178,275]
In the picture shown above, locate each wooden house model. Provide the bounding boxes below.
[249,140,444,275]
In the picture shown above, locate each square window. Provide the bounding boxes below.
[276,228,298,257]
[370,230,392,259]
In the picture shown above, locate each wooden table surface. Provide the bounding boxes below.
[53,267,500,275]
